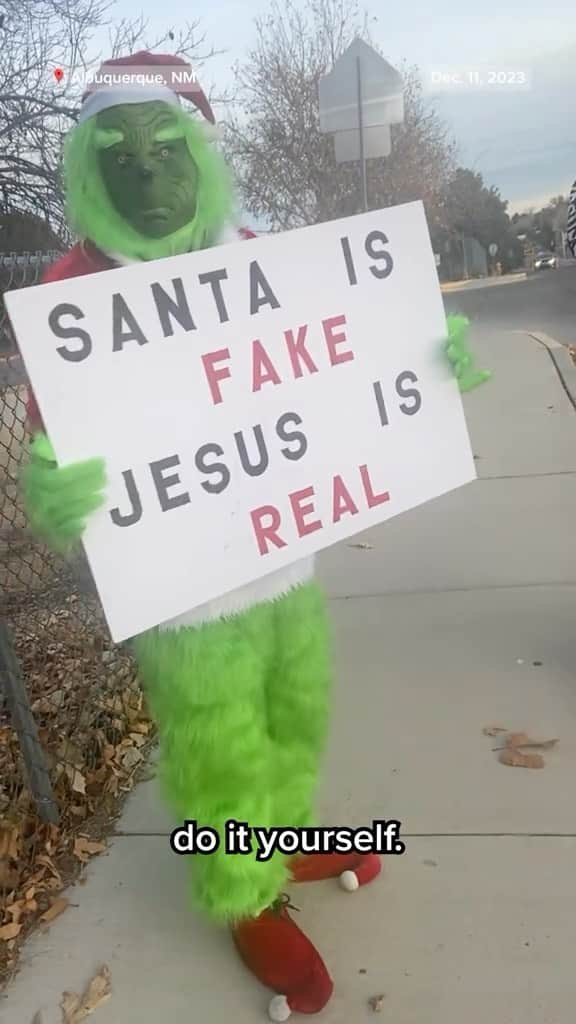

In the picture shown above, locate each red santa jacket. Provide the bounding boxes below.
[25,231,257,433]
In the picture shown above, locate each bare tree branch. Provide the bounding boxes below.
[0,1,229,246]
[224,0,455,230]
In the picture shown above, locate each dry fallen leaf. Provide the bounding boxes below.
[6,900,26,925]
[368,994,386,1012]
[485,727,559,767]
[0,862,19,890]
[61,964,111,1023]
[40,897,69,925]
[79,966,111,1014]
[534,738,558,750]
[505,732,558,751]
[61,992,81,1022]
[132,721,152,735]
[32,857,63,900]
[31,1011,44,1024]
[71,771,87,796]
[348,542,374,550]
[499,749,544,769]
[121,747,142,770]
[73,838,106,863]
[0,920,22,941]
[0,826,20,862]
[504,731,530,748]
[0,592,154,985]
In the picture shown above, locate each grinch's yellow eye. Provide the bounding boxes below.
[117,153,129,166]
[159,147,170,159]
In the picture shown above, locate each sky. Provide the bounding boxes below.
[97,0,576,213]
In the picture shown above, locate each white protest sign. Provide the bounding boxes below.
[6,201,476,642]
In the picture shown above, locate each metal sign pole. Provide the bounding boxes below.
[318,39,404,203]
[356,56,368,213]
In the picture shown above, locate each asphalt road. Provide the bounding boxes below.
[443,264,576,347]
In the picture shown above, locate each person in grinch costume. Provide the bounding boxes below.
[21,51,490,1021]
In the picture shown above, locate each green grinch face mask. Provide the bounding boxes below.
[95,101,199,238]
[63,99,234,261]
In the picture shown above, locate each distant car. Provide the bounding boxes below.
[534,251,558,270]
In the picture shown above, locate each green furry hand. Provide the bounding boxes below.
[445,313,492,392]
[22,433,106,554]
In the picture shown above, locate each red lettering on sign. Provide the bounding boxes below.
[249,464,391,557]
[323,314,353,366]
[284,325,318,378]
[202,349,231,405]
[332,474,359,522]
[252,339,281,392]
[250,505,287,555]
[289,486,323,538]
[360,464,390,508]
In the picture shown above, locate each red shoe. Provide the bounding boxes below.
[290,852,382,891]
[232,896,333,1020]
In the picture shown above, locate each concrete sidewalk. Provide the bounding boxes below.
[3,327,576,1024]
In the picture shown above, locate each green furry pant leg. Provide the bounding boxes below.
[269,582,332,829]
[133,601,289,924]
[132,582,333,924]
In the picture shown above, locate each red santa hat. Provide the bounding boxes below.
[79,50,216,127]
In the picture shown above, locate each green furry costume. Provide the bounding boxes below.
[22,50,490,971]
[134,583,331,921]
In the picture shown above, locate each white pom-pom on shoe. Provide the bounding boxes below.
[339,869,359,892]
[269,995,292,1021]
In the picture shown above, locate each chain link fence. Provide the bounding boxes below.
[0,253,154,985]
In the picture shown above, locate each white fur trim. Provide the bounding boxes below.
[216,223,245,244]
[160,558,315,631]
[79,86,180,123]
[103,225,242,267]
[339,869,360,892]
[269,995,291,1022]
[103,250,138,266]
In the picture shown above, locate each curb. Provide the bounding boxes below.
[440,273,527,293]
[521,331,576,412]
[440,280,470,292]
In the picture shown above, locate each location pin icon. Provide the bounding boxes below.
[54,68,64,83]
